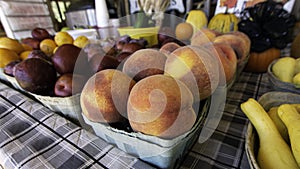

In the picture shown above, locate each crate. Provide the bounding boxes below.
[83,99,210,169]
[0,1,50,16]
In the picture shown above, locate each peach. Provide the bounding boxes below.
[159,42,181,56]
[205,43,237,85]
[191,28,221,47]
[122,49,167,81]
[127,74,196,139]
[213,34,250,63]
[80,69,136,123]
[164,45,219,101]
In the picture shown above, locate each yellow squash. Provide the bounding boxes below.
[208,13,239,33]
[186,10,208,34]
[268,106,289,143]
[278,104,300,167]
[241,98,299,169]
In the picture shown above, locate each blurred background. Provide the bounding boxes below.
[0,0,299,39]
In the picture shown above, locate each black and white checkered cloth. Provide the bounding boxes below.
[0,83,155,169]
[0,71,272,169]
[179,72,271,169]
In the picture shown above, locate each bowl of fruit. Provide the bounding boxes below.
[267,57,300,94]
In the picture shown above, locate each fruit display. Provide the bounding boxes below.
[241,97,300,169]
[79,24,251,140]
[0,27,91,96]
[0,13,251,140]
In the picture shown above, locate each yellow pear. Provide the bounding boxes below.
[0,48,20,68]
[0,37,24,54]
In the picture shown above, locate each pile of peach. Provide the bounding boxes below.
[80,26,251,139]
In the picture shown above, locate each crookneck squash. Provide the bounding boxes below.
[208,12,239,33]
[186,10,208,33]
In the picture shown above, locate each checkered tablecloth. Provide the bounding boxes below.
[0,82,155,169]
[0,71,271,169]
[179,72,271,169]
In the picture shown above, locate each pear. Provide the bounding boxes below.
[272,57,296,83]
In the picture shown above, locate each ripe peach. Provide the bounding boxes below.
[127,74,196,139]
[213,34,250,63]
[159,42,181,56]
[205,43,237,85]
[191,28,221,47]
[80,69,136,123]
[122,49,167,81]
[164,45,219,101]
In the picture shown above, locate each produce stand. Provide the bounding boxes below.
[0,0,299,169]
[0,68,272,169]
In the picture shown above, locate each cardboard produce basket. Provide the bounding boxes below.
[2,74,90,129]
[0,68,7,82]
[83,99,210,169]
[245,91,300,169]
[29,92,91,130]
[4,73,25,92]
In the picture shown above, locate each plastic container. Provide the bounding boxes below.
[83,99,210,169]
[267,59,300,94]
[117,26,159,46]
[245,91,300,169]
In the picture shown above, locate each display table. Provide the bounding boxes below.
[0,71,270,169]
